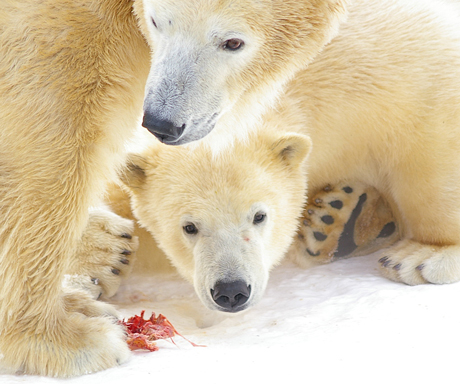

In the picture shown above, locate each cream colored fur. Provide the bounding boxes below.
[116,130,311,311]
[0,0,149,377]
[130,0,460,286]
[135,0,349,147]
[125,0,460,288]
[3,0,460,378]
[275,0,460,284]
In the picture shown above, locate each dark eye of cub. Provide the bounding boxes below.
[253,212,266,225]
[222,38,244,51]
[183,223,198,235]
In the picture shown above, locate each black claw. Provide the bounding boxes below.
[303,219,311,226]
[121,233,132,239]
[313,232,328,241]
[91,277,100,285]
[416,264,425,271]
[393,263,402,271]
[121,249,132,256]
[121,258,130,265]
[314,198,323,206]
[329,200,343,210]
[321,215,334,225]
[383,260,392,268]
[342,186,353,194]
[307,209,314,215]
[307,248,320,257]
[379,256,389,264]
[111,268,121,275]
[97,292,102,300]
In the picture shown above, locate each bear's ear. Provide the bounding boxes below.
[119,153,149,190]
[271,133,312,167]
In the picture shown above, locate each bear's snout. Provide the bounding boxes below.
[210,280,251,312]
[142,112,186,144]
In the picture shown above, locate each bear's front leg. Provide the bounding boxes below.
[0,115,135,377]
[0,0,151,375]
[288,182,399,268]
[0,191,132,377]
[67,208,138,300]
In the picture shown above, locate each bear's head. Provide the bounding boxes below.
[120,130,311,312]
[133,0,349,145]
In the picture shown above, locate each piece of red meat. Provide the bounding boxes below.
[120,310,204,352]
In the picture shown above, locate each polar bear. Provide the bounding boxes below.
[137,0,460,286]
[114,129,311,312]
[0,0,151,377]
[110,127,399,312]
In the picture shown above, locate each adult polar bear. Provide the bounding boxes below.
[0,0,459,379]
[141,0,460,286]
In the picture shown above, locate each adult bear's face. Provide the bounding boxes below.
[133,0,349,146]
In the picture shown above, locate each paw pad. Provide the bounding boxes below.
[313,232,327,241]
[377,222,396,238]
[335,193,367,257]
[321,215,334,225]
[329,200,343,210]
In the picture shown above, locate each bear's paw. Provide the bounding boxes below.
[289,182,399,268]
[70,208,139,299]
[379,239,460,285]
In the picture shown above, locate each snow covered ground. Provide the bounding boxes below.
[2,251,460,384]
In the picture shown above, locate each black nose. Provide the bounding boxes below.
[211,281,251,312]
[142,113,185,144]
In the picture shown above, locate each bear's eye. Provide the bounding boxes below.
[151,17,157,28]
[183,223,198,235]
[253,212,266,225]
[222,38,244,51]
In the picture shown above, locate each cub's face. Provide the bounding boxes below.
[132,0,348,145]
[122,131,311,312]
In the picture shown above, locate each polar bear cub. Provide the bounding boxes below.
[118,130,311,312]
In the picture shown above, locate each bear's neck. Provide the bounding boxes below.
[89,0,137,25]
